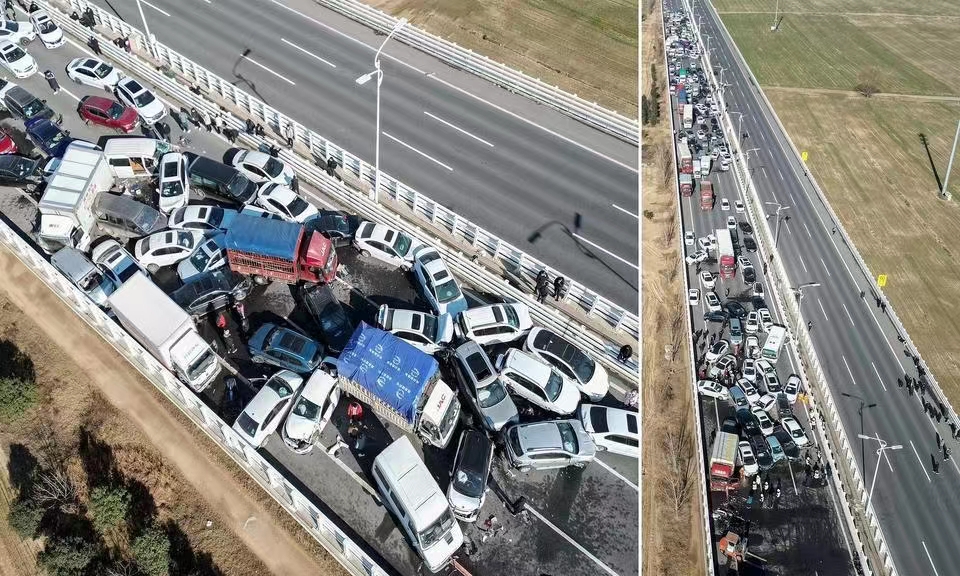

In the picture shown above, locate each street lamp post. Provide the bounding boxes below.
[771,0,780,31]
[134,0,157,57]
[857,433,903,513]
[355,18,408,203]
[765,201,791,247]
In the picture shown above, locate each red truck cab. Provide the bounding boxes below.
[225,213,338,284]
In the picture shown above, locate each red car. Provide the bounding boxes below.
[77,96,139,133]
[0,129,17,155]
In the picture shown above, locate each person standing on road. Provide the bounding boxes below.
[807,320,813,330]
[859,290,865,299]
[43,70,59,94]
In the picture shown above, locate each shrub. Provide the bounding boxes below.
[38,535,98,576]
[0,376,38,421]
[132,525,171,576]
[89,485,131,532]
[7,497,44,539]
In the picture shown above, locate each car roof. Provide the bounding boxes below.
[243,379,285,422]
[376,437,446,528]
[582,404,638,436]
[261,183,296,202]
[385,307,427,332]
[238,150,271,167]
[300,370,337,404]
[461,304,505,328]
[517,421,564,451]
[503,349,550,382]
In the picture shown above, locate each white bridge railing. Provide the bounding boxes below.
[313,0,639,145]
[57,0,638,382]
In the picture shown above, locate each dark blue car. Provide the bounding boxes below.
[25,118,73,157]
[247,323,323,373]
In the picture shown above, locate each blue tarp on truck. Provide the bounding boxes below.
[336,323,439,424]
[224,213,301,259]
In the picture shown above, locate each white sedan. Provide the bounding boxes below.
[706,339,729,363]
[699,270,715,289]
[579,404,639,458]
[256,183,318,223]
[684,230,695,245]
[782,416,809,446]
[116,77,166,125]
[233,370,304,448]
[158,152,189,214]
[763,369,781,394]
[705,291,721,312]
[0,41,36,78]
[281,368,341,454]
[756,393,777,414]
[30,11,63,49]
[751,406,775,436]
[738,440,758,476]
[742,358,757,383]
[697,379,728,401]
[225,148,296,187]
[0,20,35,46]
[784,374,802,404]
[66,57,122,90]
[739,378,761,405]
[685,250,708,265]
[745,335,760,359]
[133,230,204,273]
[177,233,227,281]
[735,200,745,213]
[745,311,759,334]
[169,205,238,235]
[688,288,700,306]
[758,307,773,331]
[726,216,737,231]
[720,198,730,211]
[353,220,424,270]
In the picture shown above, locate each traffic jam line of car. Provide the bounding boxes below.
[0,17,638,576]
[667,7,856,574]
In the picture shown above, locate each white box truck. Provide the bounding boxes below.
[108,272,221,392]
[37,142,113,254]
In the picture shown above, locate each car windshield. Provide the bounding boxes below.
[236,412,259,438]
[465,352,492,381]
[207,209,224,228]
[22,100,44,117]
[418,509,455,550]
[288,196,310,217]
[188,249,211,271]
[266,375,295,398]
[176,233,197,249]
[557,422,579,454]
[228,175,255,201]
[161,180,183,197]
[93,62,112,78]
[263,156,284,178]
[393,232,413,256]
[116,262,139,283]
[477,379,508,408]
[6,46,25,61]
[434,279,461,303]
[544,370,563,401]
[38,21,56,34]
[134,90,155,107]
[504,305,520,328]
[421,314,438,341]
[534,330,596,383]
[107,102,126,119]
[291,396,320,421]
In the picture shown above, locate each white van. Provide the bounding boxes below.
[102,137,171,179]
[372,437,463,572]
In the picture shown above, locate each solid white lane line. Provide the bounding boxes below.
[909,440,932,483]
[612,203,639,219]
[777,167,784,181]
[572,233,639,270]
[842,355,856,385]
[522,504,620,576]
[423,111,494,147]
[797,252,809,274]
[280,38,337,68]
[60,87,80,103]
[382,132,454,171]
[595,458,638,492]
[786,458,799,495]
[819,257,832,277]
[141,0,170,16]
[239,53,296,85]
[817,297,829,321]
[871,362,887,392]
[803,221,812,238]
[922,541,941,576]
[269,0,638,173]
[841,303,855,327]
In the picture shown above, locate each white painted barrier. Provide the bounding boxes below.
[0,220,389,576]
[313,0,639,145]
[54,0,638,383]
[685,1,896,573]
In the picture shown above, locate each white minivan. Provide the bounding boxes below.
[372,437,463,572]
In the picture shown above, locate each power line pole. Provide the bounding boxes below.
[941,118,960,200]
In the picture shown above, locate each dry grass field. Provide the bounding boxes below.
[713,0,960,406]
[641,2,706,574]
[366,0,639,116]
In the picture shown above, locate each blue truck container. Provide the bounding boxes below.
[677,89,687,105]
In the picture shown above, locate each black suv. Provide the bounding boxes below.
[187,155,257,205]
[171,269,251,317]
[297,283,353,354]
[3,86,55,122]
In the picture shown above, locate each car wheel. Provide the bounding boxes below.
[251,356,263,364]
[595,444,608,452]
[147,263,159,274]
[70,75,81,84]
[359,249,370,257]
[19,38,29,46]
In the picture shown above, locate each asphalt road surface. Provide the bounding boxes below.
[682,1,960,574]
[82,0,640,310]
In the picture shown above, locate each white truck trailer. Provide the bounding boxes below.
[37,143,113,254]
[108,272,221,392]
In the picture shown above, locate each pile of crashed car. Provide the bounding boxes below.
[0,15,639,573]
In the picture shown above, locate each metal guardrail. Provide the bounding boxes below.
[0,220,389,576]
[686,2,894,573]
[314,0,639,145]
[656,9,714,576]
[57,0,638,383]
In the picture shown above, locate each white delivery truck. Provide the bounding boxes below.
[37,142,113,254]
[701,155,712,175]
[108,272,221,392]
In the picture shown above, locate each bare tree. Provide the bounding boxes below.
[33,465,79,514]
[105,561,138,576]
[854,67,881,97]
[660,419,696,516]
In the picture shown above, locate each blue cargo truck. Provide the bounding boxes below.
[336,323,461,448]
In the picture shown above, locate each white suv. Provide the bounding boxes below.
[496,349,580,415]
[455,303,533,346]
[412,246,468,317]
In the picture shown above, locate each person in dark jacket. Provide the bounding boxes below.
[43,70,59,94]
[553,276,566,301]
[617,344,633,363]
[87,35,101,56]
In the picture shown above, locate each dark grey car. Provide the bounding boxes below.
[449,340,518,433]
[170,269,251,317]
